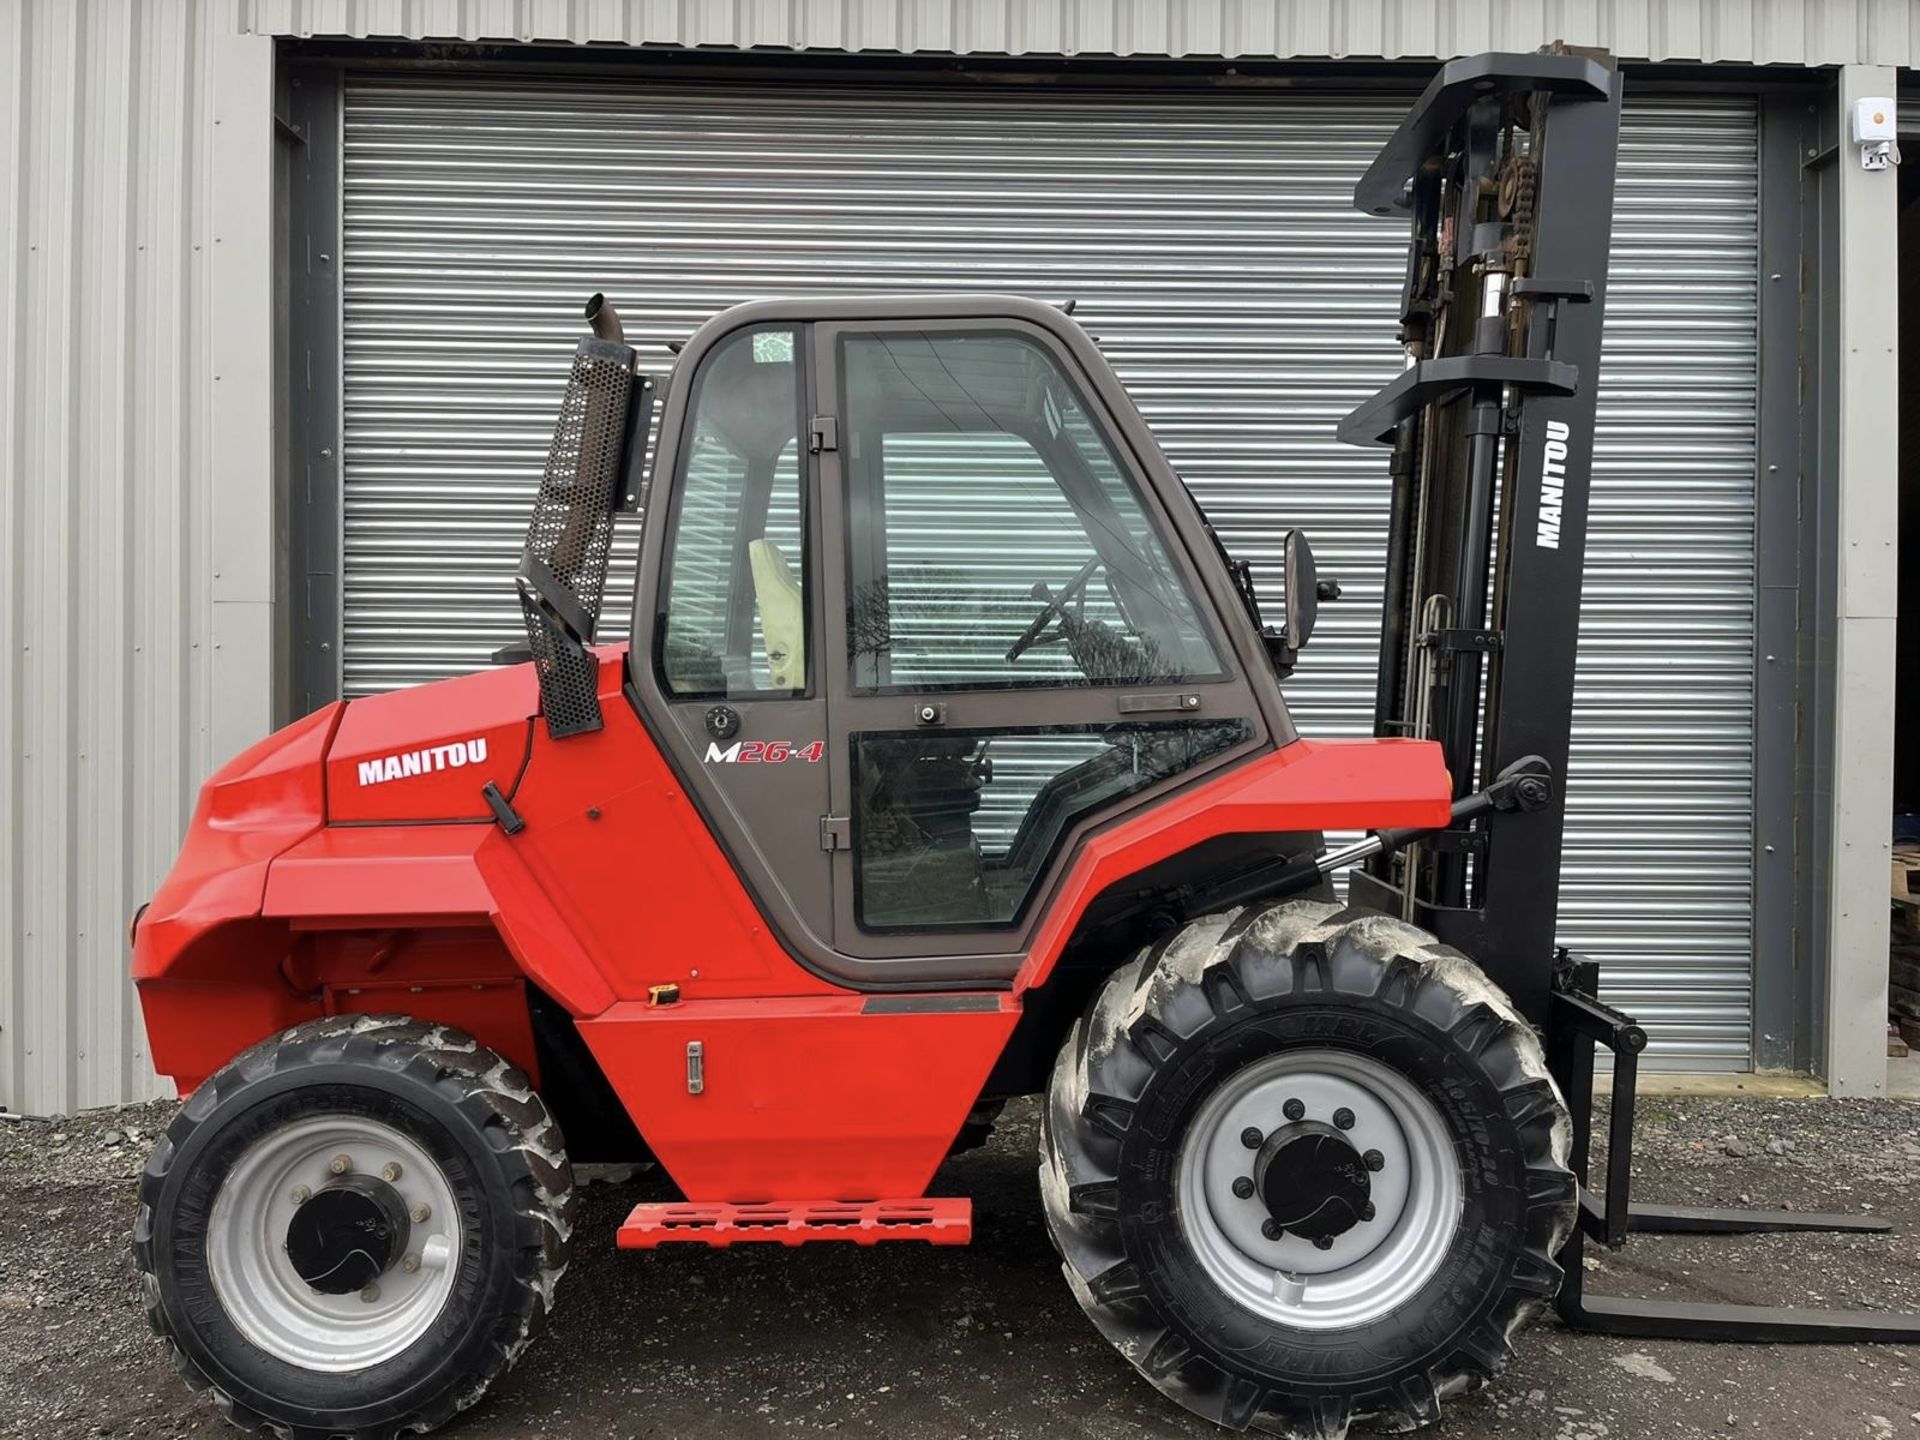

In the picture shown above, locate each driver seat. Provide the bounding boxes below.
[748,539,805,690]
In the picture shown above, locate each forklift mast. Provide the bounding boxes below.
[1337,49,1621,1029]
[1347,48,1920,1347]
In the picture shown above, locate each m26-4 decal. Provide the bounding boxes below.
[703,740,826,765]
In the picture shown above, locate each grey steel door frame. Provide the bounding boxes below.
[311,59,1781,1057]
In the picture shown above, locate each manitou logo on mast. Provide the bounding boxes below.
[357,737,489,786]
[1535,420,1572,549]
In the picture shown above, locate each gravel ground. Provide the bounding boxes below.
[4,1092,1920,1439]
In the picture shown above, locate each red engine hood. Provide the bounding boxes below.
[325,664,538,823]
[133,700,344,981]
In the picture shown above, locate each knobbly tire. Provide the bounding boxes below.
[132,1015,575,1439]
[1040,900,1577,1439]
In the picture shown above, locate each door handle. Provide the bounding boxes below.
[1116,692,1203,715]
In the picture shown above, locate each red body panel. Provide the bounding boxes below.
[262,822,617,1016]
[580,996,1018,1200]
[134,644,1454,1203]
[265,824,496,919]
[325,665,534,823]
[132,703,342,1085]
[132,701,341,987]
[1017,734,1452,990]
[503,657,842,1002]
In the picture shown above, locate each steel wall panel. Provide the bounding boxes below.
[0,0,253,1113]
[246,0,1920,67]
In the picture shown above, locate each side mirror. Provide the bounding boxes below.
[1283,529,1321,653]
[1260,530,1340,679]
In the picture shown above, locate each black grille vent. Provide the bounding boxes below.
[517,336,636,738]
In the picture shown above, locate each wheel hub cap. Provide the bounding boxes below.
[286,1175,412,1295]
[206,1115,463,1372]
[1175,1048,1463,1330]
[1254,1122,1371,1242]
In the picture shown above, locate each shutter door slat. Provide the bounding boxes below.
[340,78,1757,1067]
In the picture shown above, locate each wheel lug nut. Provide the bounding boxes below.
[1240,1127,1264,1150]
[359,1283,380,1303]
[1361,1202,1376,1221]
[1261,1219,1282,1241]
[329,1154,354,1176]
[1333,1107,1355,1131]
[401,1253,422,1274]
[1363,1149,1385,1172]
[1282,1098,1305,1122]
[1313,1235,1335,1251]
[410,1203,431,1224]
[289,1184,310,1205]
[1231,1177,1255,1199]
[382,1162,403,1183]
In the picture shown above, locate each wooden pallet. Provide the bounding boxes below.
[1892,846,1920,910]
[1888,851,1920,1034]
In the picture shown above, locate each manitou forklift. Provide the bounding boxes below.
[129,48,1920,1440]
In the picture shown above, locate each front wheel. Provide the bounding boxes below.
[134,1015,575,1439]
[1040,901,1576,1438]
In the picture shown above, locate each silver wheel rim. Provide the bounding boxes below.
[1174,1048,1463,1331]
[206,1115,463,1372]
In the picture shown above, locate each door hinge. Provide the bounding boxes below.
[819,815,850,851]
[809,415,839,453]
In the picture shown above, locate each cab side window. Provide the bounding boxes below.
[658,328,808,698]
[840,330,1222,693]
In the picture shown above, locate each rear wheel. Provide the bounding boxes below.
[134,1015,574,1439]
[1040,900,1575,1438]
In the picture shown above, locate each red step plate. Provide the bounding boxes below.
[618,1198,971,1248]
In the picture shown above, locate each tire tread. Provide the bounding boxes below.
[132,1014,575,1440]
[1038,899,1577,1439]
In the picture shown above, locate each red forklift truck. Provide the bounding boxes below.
[128,48,1920,1440]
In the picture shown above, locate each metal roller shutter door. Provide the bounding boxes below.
[338,77,1758,1066]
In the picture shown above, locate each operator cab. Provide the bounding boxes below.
[628,296,1303,982]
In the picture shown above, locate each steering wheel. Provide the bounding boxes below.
[1005,557,1103,663]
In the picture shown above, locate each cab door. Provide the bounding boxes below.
[813,319,1268,975]
[635,323,835,949]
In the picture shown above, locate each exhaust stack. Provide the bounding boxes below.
[585,292,625,344]
[513,295,653,738]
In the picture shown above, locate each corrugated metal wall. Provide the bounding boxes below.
[0,1,278,1113]
[243,0,1920,67]
[337,76,1757,1064]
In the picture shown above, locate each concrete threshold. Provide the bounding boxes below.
[1596,1071,1826,1100]
[1591,1056,1920,1100]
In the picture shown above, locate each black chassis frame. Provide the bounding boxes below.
[1340,49,1920,1344]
